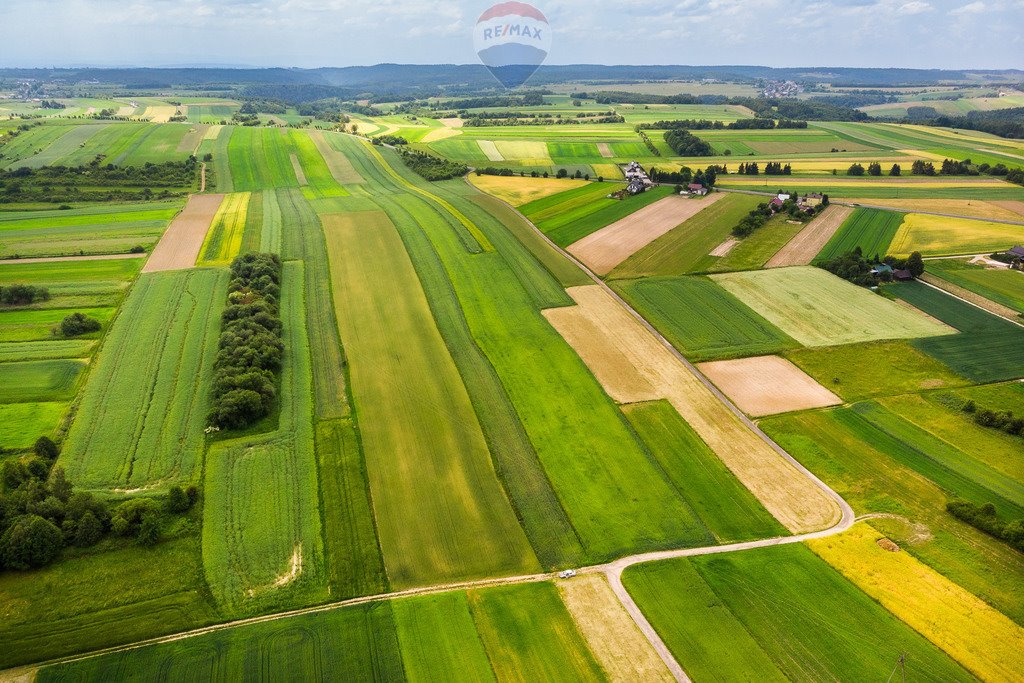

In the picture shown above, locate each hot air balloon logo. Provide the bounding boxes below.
[473,2,551,89]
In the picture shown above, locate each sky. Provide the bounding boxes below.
[1,0,1022,70]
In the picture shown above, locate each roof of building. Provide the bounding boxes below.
[1009,246,1024,257]
[688,183,704,190]
[893,269,914,280]
[872,264,894,274]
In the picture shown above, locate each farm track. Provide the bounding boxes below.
[2,155,863,680]
[0,253,147,265]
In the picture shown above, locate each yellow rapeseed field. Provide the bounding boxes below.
[808,524,1024,682]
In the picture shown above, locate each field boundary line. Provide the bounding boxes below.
[0,253,147,265]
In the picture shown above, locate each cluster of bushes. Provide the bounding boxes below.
[372,134,408,146]
[763,162,793,175]
[637,130,661,157]
[58,312,101,337]
[555,168,591,180]
[664,129,713,156]
[902,108,1024,140]
[731,202,777,238]
[396,148,468,181]
[0,437,199,571]
[818,248,923,286]
[649,165,721,186]
[946,500,1023,552]
[961,400,1024,437]
[209,254,283,430]
[0,284,50,306]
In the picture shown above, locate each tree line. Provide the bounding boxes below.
[397,148,469,181]
[638,118,807,131]
[946,500,1023,553]
[208,253,284,430]
[664,129,713,156]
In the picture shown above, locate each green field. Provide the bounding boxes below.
[59,269,226,491]
[927,259,1024,313]
[712,266,953,347]
[763,408,1024,623]
[707,215,807,273]
[610,193,764,278]
[521,183,674,247]
[614,276,798,361]
[0,401,67,449]
[623,545,971,681]
[203,262,328,617]
[228,126,299,192]
[786,340,969,401]
[0,307,114,342]
[0,359,84,403]
[815,208,904,261]
[890,280,1024,382]
[0,339,95,362]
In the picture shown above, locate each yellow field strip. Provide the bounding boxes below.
[844,198,1024,222]
[198,192,249,266]
[889,213,1024,256]
[543,285,841,533]
[478,140,504,162]
[558,574,674,682]
[468,174,587,207]
[808,524,1024,682]
[363,140,494,252]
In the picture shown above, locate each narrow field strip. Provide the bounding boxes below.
[309,130,363,184]
[596,143,614,158]
[197,192,250,266]
[0,253,146,265]
[289,153,307,186]
[568,194,724,275]
[808,524,1024,682]
[920,272,1022,321]
[544,284,841,533]
[143,194,224,272]
[558,573,674,682]
[478,140,504,161]
[765,205,854,268]
[890,213,1024,256]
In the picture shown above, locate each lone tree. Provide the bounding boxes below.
[907,251,925,277]
[34,436,59,460]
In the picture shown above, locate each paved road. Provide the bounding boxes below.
[0,170,858,682]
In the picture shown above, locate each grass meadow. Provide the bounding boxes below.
[927,259,1024,313]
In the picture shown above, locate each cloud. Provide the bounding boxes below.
[895,1,932,14]
[951,0,985,13]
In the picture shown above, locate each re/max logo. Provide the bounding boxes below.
[482,23,543,41]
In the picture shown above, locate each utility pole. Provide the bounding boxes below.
[886,652,907,683]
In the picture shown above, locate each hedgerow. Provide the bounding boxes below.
[208,253,284,430]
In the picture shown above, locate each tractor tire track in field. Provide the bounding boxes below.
[5,163,857,681]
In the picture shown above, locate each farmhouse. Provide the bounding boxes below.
[1009,245,1024,269]
[893,269,914,281]
[687,183,709,196]
[871,263,894,277]
[623,161,653,194]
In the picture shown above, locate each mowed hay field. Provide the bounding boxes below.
[889,213,1024,256]
[809,524,1024,682]
[143,193,224,272]
[567,193,724,275]
[203,263,328,616]
[59,269,227,491]
[712,266,954,347]
[557,573,673,682]
[845,198,1024,222]
[765,205,854,268]
[698,355,842,417]
[468,173,588,206]
[322,209,538,586]
[622,545,971,682]
[544,285,840,533]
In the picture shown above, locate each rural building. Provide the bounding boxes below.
[893,269,914,281]
[1009,245,1024,269]
[871,264,894,277]
[623,161,653,194]
[688,183,708,196]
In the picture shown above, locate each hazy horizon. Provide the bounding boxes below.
[2,0,1021,72]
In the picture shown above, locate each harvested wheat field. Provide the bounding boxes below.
[478,140,504,162]
[698,356,842,417]
[559,574,673,682]
[115,105,136,117]
[597,143,614,158]
[203,124,223,140]
[421,127,462,143]
[766,205,854,267]
[468,174,588,207]
[544,285,841,533]
[142,194,224,273]
[809,524,1024,682]
[568,193,724,275]
[144,106,177,123]
[709,238,740,257]
[845,199,1024,222]
[439,117,463,128]
[991,200,1024,218]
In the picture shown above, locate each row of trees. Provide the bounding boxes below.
[638,118,807,131]
[946,501,1023,553]
[208,253,284,430]
[0,156,200,204]
[396,148,469,181]
[664,129,713,156]
[0,437,199,571]
[637,130,661,157]
[649,165,722,187]
[962,400,1024,437]
[734,162,792,176]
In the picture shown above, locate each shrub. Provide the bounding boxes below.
[166,486,192,514]
[0,515,63,570]
[137,513,161,546]
[0,284,50,306]
[34,436,59,460]
[112,498,161,537]
[59,312,102,337]
[74,510,103,547]
[947,500,1024,552]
